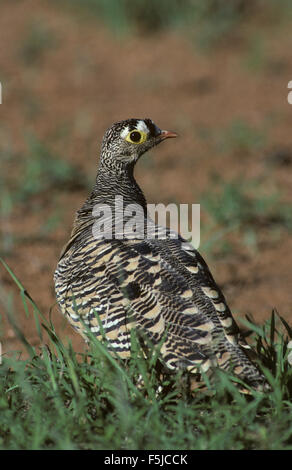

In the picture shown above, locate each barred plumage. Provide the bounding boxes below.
[54,118,268,392]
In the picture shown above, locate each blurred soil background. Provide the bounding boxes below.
[0,0,292,355]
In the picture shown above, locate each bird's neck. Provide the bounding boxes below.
[95,164,147,209]
[76,160,147,225]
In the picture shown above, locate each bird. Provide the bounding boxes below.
[54,118,268,393]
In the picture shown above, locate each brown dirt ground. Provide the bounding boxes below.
[0,1,292,356]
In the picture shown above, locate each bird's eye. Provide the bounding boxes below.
[130,131,142,142]
[125,130,147,144]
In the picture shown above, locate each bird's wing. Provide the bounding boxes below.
[151,233,244,345]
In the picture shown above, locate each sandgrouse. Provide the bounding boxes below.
[54,118,267,392]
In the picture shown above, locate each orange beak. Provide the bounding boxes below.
[159,130,178,141]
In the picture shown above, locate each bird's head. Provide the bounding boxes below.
[100,118,177,167]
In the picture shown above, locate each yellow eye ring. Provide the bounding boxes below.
[125,130,147,144]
